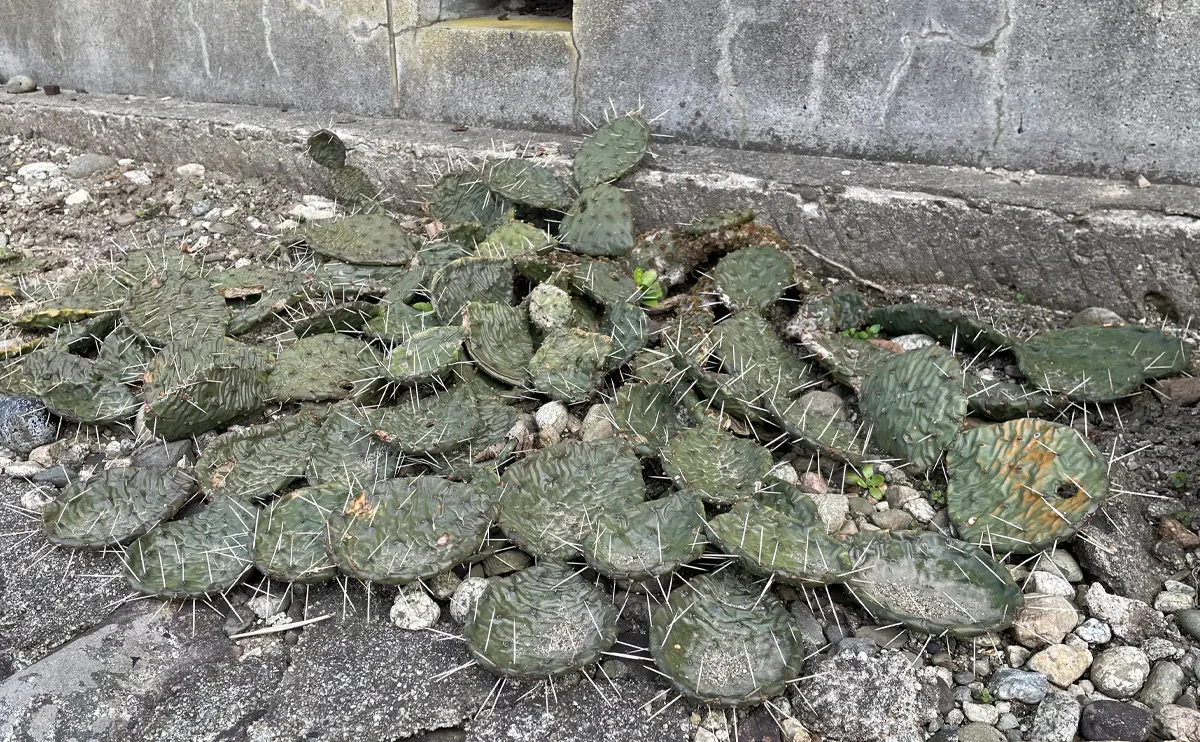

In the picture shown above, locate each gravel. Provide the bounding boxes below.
[1090,646,1151,698]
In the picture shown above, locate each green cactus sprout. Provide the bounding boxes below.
[307,129,348,170]
[582,490,707,582]
[574,113,651,189]
[663,425,772,505]
[864,303,1010,354]
[612,383,693,457]
[649,570,804,706]
[195,414,319,501]
[463,301,533,387]
[19,350,139,424]
[429,171,512,228]
[477,221,556,259]
[559,184,635,257]
[382,325,465,386]
[947,418,1111,553]
[529,328,614,403]
[299,214,419,266]
[843,530,1024,637]
[430,257,515,322]
[711,244,795,310]
[254,483,343,583]
[480,159,572,210]
[269,333,377,402]
[42,468,196,549]
[706,495,848,587]
[122,273,230,344]
[464,562,619,678]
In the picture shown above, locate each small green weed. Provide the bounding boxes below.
[412,301,434,313]
[633,267,665,308]
[841,324,882,341]
[1168,470,1189,491]
[848,464,886,500]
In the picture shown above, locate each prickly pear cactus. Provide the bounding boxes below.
[430,257,514,322]
[843,530,1024,637]
[307,129,348,169]
[663,426,772,505]
[480,159,572,210]
[947,418,1110,553]
[711,244,795,310]
[559,184,635,257]
[42,468,196,549]
[499,439,645,559]
[429,171,511,228]
[330,165,380,207]
[291,301,381,338]
[464,562,619,678]
[382,325,465,386]
[865,303,1010,354]
[20,350,139,424]
[299,214,419,266]
[859,345,967,471]
[269,333,377,402]
[649,570,804,706]
[613,383,692,457]
[254,484,343,583]
[795,290,871,335]
[601,302,650,368]
[798,332,899,393]
[680,209,756,237]
[367,386,480,456]
[776,397,871,465]
[94,324,153,385]
[306,402,400,485]
[15,271,127,330]
[123,273,230,344]
[326,476,498,584]
[124,496,257,598]
[464,302,533,387]
[1013,325,1188,402]
[574,113,651,189]
[963,369,1068,421]
[362,302,439,343]
[306,261,415,299]
[195,414,318,501]
[144,337,274,441]
[711,311,814,401]
[706,498,848,587]
[477,221,555,259]
[529,328,614,403]
[582,491,707,582]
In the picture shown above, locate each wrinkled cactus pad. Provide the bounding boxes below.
[843,530,1024,637]
[799,332,900,393]
[465,562,618,678]
[299,214,419,266]
[613,383,692,456]
[559,184,635,257]
[574,113,651,189]
[964,369,1068,421]
[362,302,439,343]
[583,491,707,581]
[865,303,1010,354]
[383,325,464,386]
[269,333,376,402]
[477,221,555,259]
[649,570,804,706]
[711,244,795,310]
[706,497,848,587]
[1013,325,1188,402]
[195,414,318,500]
[712,311,814,401]
[307,129,348,169]
[602,301,650,367]
[464,301,533,387]
[94,324,153,385]
[947,418,1110,553]
[43,468,196,549]
[567,258,640,307]
[255,483,344,583]
[529,328,613,403]
[291,301,380,338]
[429,171,511,228]
[499,438,644,558]
[663,426,772,505]
[430,257,514,322]
[367,386,479,456]
[124,496,257,598]
[306,402,400,485]
[481,159,572,210]
[123,273,230,344]
[325,475,498,584]
[330,165,379,207]
[20,350,139,424]
[776,397,870,464]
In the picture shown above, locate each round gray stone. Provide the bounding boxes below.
[1176,609,1200,642]
[1079,699,1152,741]
[0,396,58,456]
[957,722,1006,742]
[1091,646,1150,698]
[5,75,36,93]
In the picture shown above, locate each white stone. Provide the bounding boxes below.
[1011,595,1080,648]
[962,701,1000,725]
[247,592,290,619]
[902,497,937,523]
[175,163,206,179]
[1155,581,1196,613]
[19,486,56,512]
[769,461,799,485]
[1026,643,1093,687]
[449,577,490,624]
[4,461,44,478]
[122,169,152,186]
[64,188,91,206]
[17,162,61,180]
[27,443,58,469]
[288,203,336,221]
[891,334,936,351]
[535,401,570,446]
[807,492,849,534]
[390,584,440,630]
[1090,646,1150,698]
[1074,618,1112,645]
[1029,571,1075,598]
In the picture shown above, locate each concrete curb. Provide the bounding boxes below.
[3,93,1198,318]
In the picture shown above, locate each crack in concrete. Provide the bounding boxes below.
[262,0,282,78]
[186,2,213,79]
[715,0,752,148]
[567,22,582,130]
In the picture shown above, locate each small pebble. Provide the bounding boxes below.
[449,577,490,624]
[6,75,37,94]
[390,584,440,630]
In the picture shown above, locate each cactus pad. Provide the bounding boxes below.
[20,350,139,424]
[429,172,511,228]
[383,325,465,386]
[612,383,692,456]
[307,129,348,169]
[430,257,514,322]
[568,259,640,306]
[776,398,870,464]
[865,303,1010,354]
[574,113,651,189]
[663,426,772,505]
[300,214,419,266]
[330,165,379,207]
[123,273,230,344]
[465,562,618,678]
[859,346,967,471]
[195,415,318,501]
[254,484,343,583]
[499,439,645,558]
[269,333,376,402]
[43,468,196,549]
[602,302,650,367]
[480,159,572,210]
[711,245,795,310]
[306,403,400,485]
[706,498,848,587]
[325,476,498,584]
[477,221,555,259]
[559,184,635,257]
[464,302,533,387]
[1013,325,1188,402]
[964,370,1068,421]
[843,531,1024,637]
[94,324,153,384]
[529,328,614,403]
[362,302,439,344]
[947,418,1110,553]
[291,301,381,338]
[649,570,803,706]
[124,496,257,598]
[367,386,479,456]
[799,332,899,393]
[583,491,707,581]
[712,311,814,400]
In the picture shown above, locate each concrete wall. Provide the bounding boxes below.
[3,0,1199,185]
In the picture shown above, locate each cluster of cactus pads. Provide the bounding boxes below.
[2,109,1191,713]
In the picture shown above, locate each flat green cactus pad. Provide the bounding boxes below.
[799,332,900,393]
[712,311,814,400]
[124,496,258,598]
[559,184,635,257]
[367,386,479,455]
[798,291,871,334]
[15,271,128,330]
[776,397,870,464]
[144,337,274,441]
[195,414,318,501]
[306,402,400,485]
[964,369,1068,421]
[859,346,967,471]
[663,426,772,505]
[947,418,1110,553]
[613,383,692,456]
[94,324,153,384]
[680,210,756,236]
[21,350,139,424]
[477,221,556,259]
[844,530,1024,637]
[122,273,230,344]
[582,491,707,581]
[649,570,804,706]
[711,245,795,310]
[254,484,343,583]
[529,328,613,403]
[567,259,640,306]
[499,439,645,558]
[362,302,439,343]
[601,302,650,367]
[464,302,533,387]
[307,129,348,169]
[330,165,379,207]
[43,468,196,549]
[325,476,498,584]
[480,159,572,210]
[429,172,511,228]
[707,498,848,587]
[383,325,465,386]
[865,303,1010,354]
[291,301,381,339]
[574,113,651,189]
[300,214,419,266]
[430,257,514,322]
[305,261,415,299]
[269,333,376,402]
[465,562,618,678]
[1013,325,1188,402]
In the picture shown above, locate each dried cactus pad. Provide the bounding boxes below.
[613,383,693,457]
[430,257,515,322]
[307,129,348,169]
[559,184,635,257]
[429,171,511,227]
[574,113,651,189]
[43,468,196,549]
[711,244,795,310]
[947,418,1110,553]
[124,496,257,598]
[195,414,318,501]
[480,159,572,210]
[300,214,419,266]
[663,426,772,505]
[844,530,1024,637]
[20,350,139,424]
[583,491,707,581]
[529,328,614,403]
[865,303,1010,354]
[325,476,497,584]
[255,484,344,583]
[859,345,967,471]
[499,439,645,558]
[383,325,465,386]
[706,499,848,587]
[464,302,533,387]
[649,570,804,706]
[1013,325,1188,402]
[122,273,230,344]
[269,333,376,403]
[477,221,555,259]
